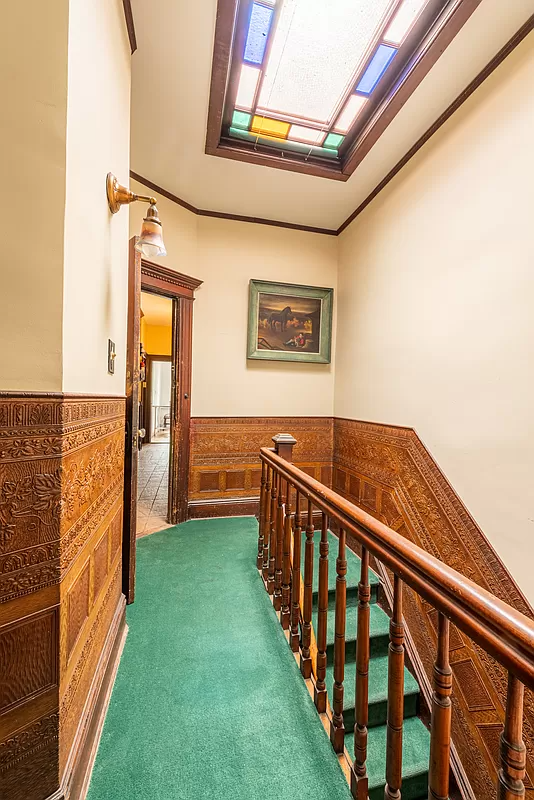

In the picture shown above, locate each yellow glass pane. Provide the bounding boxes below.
[251,115,290,139]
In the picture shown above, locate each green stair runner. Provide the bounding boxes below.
[303,530,431,800]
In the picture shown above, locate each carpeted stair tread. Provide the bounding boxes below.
[325,656,420,729]
[345,716,430,800]
[301,529,380,600]
[317,602,390,663]
[87,517,352,800]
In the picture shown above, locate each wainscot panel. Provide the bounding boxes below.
[0,394,126,800]
[188,416,333,518]
[333,417,534,798]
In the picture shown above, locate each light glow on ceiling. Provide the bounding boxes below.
[236,64,261,111]
[257,0,393,124]
[384,0,429,45]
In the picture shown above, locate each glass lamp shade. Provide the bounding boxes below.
[134,204,167,257]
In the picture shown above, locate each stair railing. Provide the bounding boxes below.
[256,435,533,800]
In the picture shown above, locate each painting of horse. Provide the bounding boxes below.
[248,280,333,363]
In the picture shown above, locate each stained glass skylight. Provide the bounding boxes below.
[225,0,434,163]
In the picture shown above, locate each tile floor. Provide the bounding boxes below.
[137,443,173,538]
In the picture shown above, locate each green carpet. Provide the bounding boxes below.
[87,517,351,800]
[305,528,430,800]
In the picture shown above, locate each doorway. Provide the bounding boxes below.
[122,238,203,603]
[137,291,173,537]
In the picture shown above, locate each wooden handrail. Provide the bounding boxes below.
[260,446,534,690]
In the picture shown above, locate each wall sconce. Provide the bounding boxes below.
[106,173,167,258]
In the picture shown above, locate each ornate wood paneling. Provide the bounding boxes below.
[0,394,125,800]
[333,417,534,798]
[189,416,333,517]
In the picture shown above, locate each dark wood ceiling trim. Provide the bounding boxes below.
[337,13,534,234]
[130,171,338,236]
[122,0,137,54]
[341,0,484,178]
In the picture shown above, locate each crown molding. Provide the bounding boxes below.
[122,0,137,54]
[129,171,337,236]
[337,12,534,234]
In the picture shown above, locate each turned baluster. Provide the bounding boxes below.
[498,673,526,799]
[429,612,452,800]
[262,465,272,584]
[290,490,302,652]
[267,471,277,595]
[300,498,314,679]
[314,512,329,713]
[273,475,284,612]
[281,478,292,629]
[385,575,404,800]
[257,461,267,570]
[330,525,347,753]
[351,546,370,798]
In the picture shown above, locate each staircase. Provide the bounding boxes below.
[305,529,430,800]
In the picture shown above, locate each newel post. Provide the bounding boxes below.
[272,433,297,463]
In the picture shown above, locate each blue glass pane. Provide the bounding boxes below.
[244,3,273,65]
[356,44,397,95]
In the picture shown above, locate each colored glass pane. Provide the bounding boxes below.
[244,3,274,65]
[356,44,397,95]
[384,0,428,45]
[288,125,326,145]
[333,95,367,134]
[236,64,260,111]
[251,115,290,139]
[231,110,252,130]
[229,126,338,159]
[257,0,392,124]
[323,133,344,150]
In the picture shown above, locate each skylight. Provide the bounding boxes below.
[206,0,478,178]
[228,0,432,159]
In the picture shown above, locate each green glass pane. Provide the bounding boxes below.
[324,133,344,150]
[229,126,338,160]
[231,110,252,130]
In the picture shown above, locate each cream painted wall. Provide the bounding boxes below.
[1,2,69,390]
[335,35,534,605]
[62,0,131,393]
[129,183,338,417]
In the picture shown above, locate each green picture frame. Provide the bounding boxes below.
[247,279,333,363]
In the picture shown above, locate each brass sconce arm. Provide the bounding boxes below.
[106,173,156,214]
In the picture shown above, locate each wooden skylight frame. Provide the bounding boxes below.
[206,0,482,181]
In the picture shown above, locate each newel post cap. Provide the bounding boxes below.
[272,433,297,463]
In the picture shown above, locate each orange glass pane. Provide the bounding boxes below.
[251,115,290,139]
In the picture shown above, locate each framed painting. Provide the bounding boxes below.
[247,280,333,363]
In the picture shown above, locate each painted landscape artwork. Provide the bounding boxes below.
[247,280,333,363]
[257,293,322,353]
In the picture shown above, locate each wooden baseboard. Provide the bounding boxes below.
[51,595,127,800]
[188,497,260,518]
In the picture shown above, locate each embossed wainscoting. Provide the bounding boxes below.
[332,418,534,797]
[188,417,333,518]
[0,395,127,800]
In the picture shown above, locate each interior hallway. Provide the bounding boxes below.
[137,443,173,537]
[86,517,352,800]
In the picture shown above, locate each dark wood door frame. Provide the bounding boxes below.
[123,238,141,603]
[144,354,172,444]
[140,259,202,527]
[123,244,202,603]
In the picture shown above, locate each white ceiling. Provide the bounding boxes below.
[130,0,533,230]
